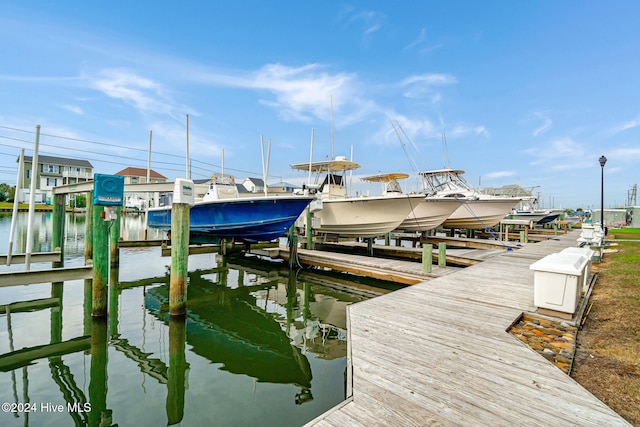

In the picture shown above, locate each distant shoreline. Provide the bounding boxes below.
[0,202,85,213]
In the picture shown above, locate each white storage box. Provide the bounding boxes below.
[529,253,588,314]
[560,247,594,292]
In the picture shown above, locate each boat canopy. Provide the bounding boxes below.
[418,168,466,176]
[360,172,409,182]
[291,159,361,173]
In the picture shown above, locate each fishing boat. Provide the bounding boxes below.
[291,158,425,237]
[509,209,562,225]
[419,168,523,229]
[360,172,462,232]
[147,175,314,243]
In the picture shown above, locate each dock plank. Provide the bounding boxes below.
[307,230,631,426]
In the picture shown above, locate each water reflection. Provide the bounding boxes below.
[1,213,387,426]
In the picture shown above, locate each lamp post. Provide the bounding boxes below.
[599,155,607,228]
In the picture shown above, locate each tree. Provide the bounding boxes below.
[0,183,12,202]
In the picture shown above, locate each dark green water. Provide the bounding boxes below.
[0,212,390,426]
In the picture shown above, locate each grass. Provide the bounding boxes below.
[572,228,640,425]
[609,227,640,238]
[0,201,52,210]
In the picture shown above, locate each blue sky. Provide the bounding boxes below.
[1,1,639,209]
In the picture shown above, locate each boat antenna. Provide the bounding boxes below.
[308,128,314,186]
[349,145,354,197]
[147,130,152,183]
[260,135,271,196]
[330,94,334,160]
[389,117,429,172]
[442,132,451,169]
[390,118,419,173]
[186,114,190,178]
[221,148,224,178]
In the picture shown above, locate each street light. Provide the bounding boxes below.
[599,155,607,229]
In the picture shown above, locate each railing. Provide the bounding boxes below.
[62,171,93,179]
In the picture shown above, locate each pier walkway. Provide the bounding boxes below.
[306,231,631,426]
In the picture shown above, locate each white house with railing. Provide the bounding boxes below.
[17,155,93,203]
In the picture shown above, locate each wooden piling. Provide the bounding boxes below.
[110,206,121,267]
[89,317,108,427]
[438,242,446,268]
[167,315,188,425]
[422,244,433,273]
[109,266,119,337]
[169,203,190,316]
[306,207,313,249]
[51,193,66,269]
[84,192,93,262]
[50,283,63,344]
[92,205,108,317]
[288,226,297,269]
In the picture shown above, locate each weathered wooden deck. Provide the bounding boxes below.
[306,230,631,426]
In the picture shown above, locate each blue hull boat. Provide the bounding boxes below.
[147,195,314,243]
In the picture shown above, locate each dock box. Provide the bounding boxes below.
[529,253,588,314]
[560,247,595,293]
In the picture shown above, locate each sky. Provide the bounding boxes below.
[1,1,639,210]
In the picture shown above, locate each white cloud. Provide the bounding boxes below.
[612,114,640,133]
[400,73,457,102]
[610,147,640,160]
[524,137,594,170]
[84,68,187,119]
[485,171,517,179]
[404,28,427,51]
[61,104,83,115]
[194,63,362,123]
[532,113,552,137]
[403,28,444,55]
[336,7,384,39]
[449,125,489,138]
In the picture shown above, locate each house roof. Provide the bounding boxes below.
[23,155,93,168]
[244,177,265,186]
[268,181,296,188]
[114,167,167,179]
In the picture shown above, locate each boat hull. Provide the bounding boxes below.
[147,195,314,243]
[442,198,522,229]
[313,194,424,237]
[397,197,464,232]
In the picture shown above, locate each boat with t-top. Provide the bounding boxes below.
[291,158,424,237]
[359,172,462,233]
[419,168,523,229]
[147,174,314,243]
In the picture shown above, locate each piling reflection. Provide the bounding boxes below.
[166,315,188,425]
[145,268,314,391]
[89,317,110,427]
[0,228,382,426]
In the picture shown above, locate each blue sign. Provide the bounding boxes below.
[93,174,124,206]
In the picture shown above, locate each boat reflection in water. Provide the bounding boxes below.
[145,267,315,392]
[0,237,388,426]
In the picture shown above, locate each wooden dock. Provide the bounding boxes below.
[306,230,631,426]
[254,246,469,285]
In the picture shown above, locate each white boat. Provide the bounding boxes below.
[360,172,463,232]
[291,158,425,237]
[419,169,523,229]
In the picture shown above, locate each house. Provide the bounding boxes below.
[242,177,264,193]
[267,181,297,194]
[114,167,167,184]
[16,155,93,203]
[114,167,168,210]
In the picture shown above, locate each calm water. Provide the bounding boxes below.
[0,212,391,426]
